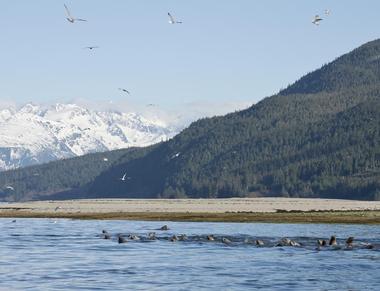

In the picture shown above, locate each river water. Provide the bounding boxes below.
[0,218,379,290]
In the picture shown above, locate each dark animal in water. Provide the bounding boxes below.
[128,234,140,241]
[317,239,327,247]
[207,235,215,241]
[101,230,111,239]
[118,235,127,244]
[329,236,337,246]
[178,234,187,241]
[362,243,374,249]
[255,240,264,246]
[170,235,178,242]
[276,238,300,247]
[222,237,231,244]
[346,237,354,247]
[148,232,156,240]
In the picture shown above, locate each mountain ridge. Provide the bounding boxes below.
[1,39,380,201]
[0,103,177,171]
[87,39,380,200]
[280,39,380,95]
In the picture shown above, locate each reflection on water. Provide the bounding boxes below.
[0,219,379,290]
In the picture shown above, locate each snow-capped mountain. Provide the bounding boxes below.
[0,103,178,171]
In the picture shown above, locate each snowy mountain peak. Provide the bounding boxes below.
[0,103,178,171]
[19,103,41,115]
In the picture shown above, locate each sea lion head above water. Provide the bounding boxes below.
[128,234,140,241]
[329,236,337,246]
[222,237,231,244]
[255,239,264,246]
[276,238,291,247]
[207,235,215,241]
[178,234,187,241]
[148,232,156,240]
[317,239,327,246]
[170,235,178,242]
[346,237,354,246]
[118,235,127,244]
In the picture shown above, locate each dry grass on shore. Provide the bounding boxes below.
[1,210,379,224]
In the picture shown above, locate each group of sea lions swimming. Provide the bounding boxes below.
[100,225,378,251]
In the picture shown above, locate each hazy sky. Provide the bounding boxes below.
[0,0,379,116]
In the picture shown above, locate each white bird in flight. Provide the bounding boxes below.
[171,152,181,159]
[312,15,323,25]
[120,173,130,181]
[118,88,130,95]
[168,12,182,24]
[64,4,87,23]
[5,186,14,191]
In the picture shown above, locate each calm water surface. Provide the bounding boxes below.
[0,218,379,290]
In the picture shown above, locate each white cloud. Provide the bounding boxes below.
[168,100,253,125]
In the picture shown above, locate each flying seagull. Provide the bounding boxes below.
[5,186,14,191]
[84,46,99,50]
[171,152,181,159]
[168,12,182,24]
[120,173,131,181]
[64,4,87,23]
[312,15,323,25]
[118,88,130,94]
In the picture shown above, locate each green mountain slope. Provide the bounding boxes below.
[281,39,380,95]
[1,39,380,201]
[0,146,154,201]
[88,39,380,200]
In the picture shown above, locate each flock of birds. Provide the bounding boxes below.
[63,4,184,96]
[105,6,330,183]
[1,4,182,190]
[1,5,332,192]
[63,2,330,95]
[100,225,377,251]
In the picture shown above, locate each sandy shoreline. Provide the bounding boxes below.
[1,198,380,223]
[1,197,380,213]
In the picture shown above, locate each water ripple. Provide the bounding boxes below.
[0,218,379,290]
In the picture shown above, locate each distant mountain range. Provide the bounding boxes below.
[1,39,380,201]
[0,103,178,171]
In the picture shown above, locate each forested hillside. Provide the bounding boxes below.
[88,39,380,200]
[1,39,380,201]
[0,146,154,201]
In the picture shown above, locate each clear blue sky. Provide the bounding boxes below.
[0,0,379,115]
